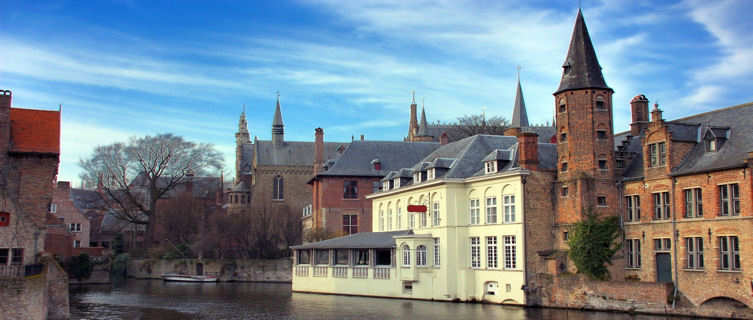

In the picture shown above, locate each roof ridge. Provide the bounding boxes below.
[670,101,753,123]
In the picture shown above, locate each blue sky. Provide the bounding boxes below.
[2,0,752,186]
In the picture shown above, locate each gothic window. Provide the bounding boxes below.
[272,175,284,200]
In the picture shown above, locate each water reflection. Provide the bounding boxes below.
[71,280,689,320]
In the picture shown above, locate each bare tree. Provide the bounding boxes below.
[78,134,223,246]
[442,114,509,141]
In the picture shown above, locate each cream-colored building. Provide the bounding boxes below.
[292,132,557,304]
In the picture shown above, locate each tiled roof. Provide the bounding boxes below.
[9,108,60,154]
[315,141,439,178]
[291,230,413,249]
[243,140,349,167]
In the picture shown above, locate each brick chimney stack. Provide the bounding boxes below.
[517,132,539,170]
[314,128,324,174]
[630,94,649,136]
[0,90,10,165]
[440,132,448,145]
[651,103,664,128]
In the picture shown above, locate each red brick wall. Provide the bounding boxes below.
[539,273,672,311]
[312,176,377,235]
[45,233,72,259]
[51,182,90,248]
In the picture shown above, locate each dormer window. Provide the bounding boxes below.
[649,142,666,167]
[485,161,497,174]
[427,169,435,180]
[394,178,401,188]
[383,181,390,191]
[707,139,717,152]
[414,173,421,183]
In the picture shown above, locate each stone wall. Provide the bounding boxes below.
[128,258,292,282]
[538,273,672,313]
[0,257,69,320]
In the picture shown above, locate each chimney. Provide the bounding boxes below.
[314,128,324,175]
[630,94,649,136]
[517,132,539,170]
[0,90,11,172]
[504,127,521,137]
[440,132,448,145]
[360,134,365,141]
[651,103,664,127]
[57,181,71,194]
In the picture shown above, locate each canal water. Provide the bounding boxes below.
[71,280,689,320]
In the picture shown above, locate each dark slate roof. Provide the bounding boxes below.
[315,140,439,177]
[616,102,753,179]
[555,9,611,94]
[408,135,557,179]
[252,140,348,167]
[483,149,512,162]
[511,80,529,128]
[523,125,556,143]
[272,97,283,127]
[291,231,413,249]
[670,102,753,176]
[70,188,107,210]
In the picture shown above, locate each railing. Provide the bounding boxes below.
[0,265,23,279]
[295,266,309,277]
[313,266,328,277]
[373,267,390,280]
[333,266,348,278]
[352,267,368,279]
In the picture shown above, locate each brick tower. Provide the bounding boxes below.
[554,10,619,240]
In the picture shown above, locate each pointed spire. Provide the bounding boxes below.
[417,101,428,136]
[555,9,611,94]
[511,67,529,128]
[411,90,416,105]
[272,91,284,145]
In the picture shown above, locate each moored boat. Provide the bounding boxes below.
[161,273,218,282]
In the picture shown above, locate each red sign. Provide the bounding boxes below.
[407,205,427,212]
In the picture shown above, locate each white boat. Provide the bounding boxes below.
[161,273,218,282]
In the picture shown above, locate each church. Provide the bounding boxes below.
[226,95,348,244]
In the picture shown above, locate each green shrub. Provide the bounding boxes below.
[567,209,622,280]
[65,254,94,281]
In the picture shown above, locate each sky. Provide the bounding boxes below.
[2,0,752,186]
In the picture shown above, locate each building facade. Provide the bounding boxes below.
[307,133,439,240]
[229,95,348,245]
[49,181,91,249]
[0,89,60,268]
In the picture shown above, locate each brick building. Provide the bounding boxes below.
[49,181,91,250]
[307,129,439,239]
[0,89,60,268]
[229,95,348,245]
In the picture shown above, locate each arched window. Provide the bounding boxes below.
[273,176,284,200]
[379,209,385,231]
[402,245,411,266]
[396,201,402,230]
[560,128,567,143]
[416,245,427,266]
[558,98,567,113]
[387,208,392,231]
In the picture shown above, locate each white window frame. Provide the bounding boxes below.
[433,238,440,266]
[396,207,402,230]
[432,201,440,226]
[485,197,497,224]
[73,240,81,248]
[393,178,401,188]
[503,195,515,223]
[719,183,740,216]
[49,203,57,213]
[387,208,392,231]
[409,212,415,229]
[485,161,497,174]
[469,199,480,225]
[626,239,641,268]
[503,235,516,269]
[416,245,427,266]
[685,237,703,270]
[427,169,435,180]
[486,236,498,269]
[470,237,481,269]
[402,245,411,267]
[379,209,384,231]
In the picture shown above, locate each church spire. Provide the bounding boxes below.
[272,92,284,146]
[511,67,529,128]
[417,100,428,136]
[555,9,611,94]
[236,105,250,144]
